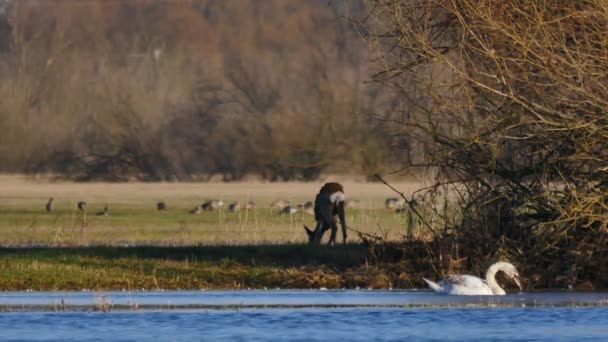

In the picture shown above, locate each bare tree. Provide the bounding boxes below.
[362,0,608,287]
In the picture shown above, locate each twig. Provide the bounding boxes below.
[374,174,437,235]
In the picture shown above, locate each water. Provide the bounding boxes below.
[1,290,608,341]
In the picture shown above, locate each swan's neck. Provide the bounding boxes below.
[485,264,506,295]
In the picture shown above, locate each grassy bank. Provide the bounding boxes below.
[0,244,427,291]
[0,243,600,291]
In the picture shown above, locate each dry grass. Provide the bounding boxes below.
[0,175,424,205]
[0,175,430,245]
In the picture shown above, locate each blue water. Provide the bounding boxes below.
[1,290,608,341]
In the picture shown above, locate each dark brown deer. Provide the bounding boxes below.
[304,182,347,246]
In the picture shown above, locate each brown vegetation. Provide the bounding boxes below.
[0,0,411,181]
[360,0,608,288]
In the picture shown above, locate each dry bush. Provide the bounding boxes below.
[362,0,608,287]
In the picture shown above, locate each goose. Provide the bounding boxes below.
[189,205,202,214]
[77,201,87,212]
[280,205,298,215]
[96,205,109,216]
[157,201,167,211]
[202,200,224,211]
[423,261,522,295]
[271,199,290,210]
[228,201,241,212]
[385,197,405,210]
[211,199,224,209]
[46,197,54,212]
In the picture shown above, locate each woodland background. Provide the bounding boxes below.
[0,0,416,182]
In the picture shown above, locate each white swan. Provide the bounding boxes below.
[423,261,522,295]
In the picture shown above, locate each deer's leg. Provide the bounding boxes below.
[336,202,347,244]
[312,220,325,245]
[314,203,335,245]
[327,217,338,246]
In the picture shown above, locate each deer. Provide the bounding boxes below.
[303,182,347,246]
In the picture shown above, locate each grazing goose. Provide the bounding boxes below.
[271,199,290,210]
[385,197,405,210]
[423,261,522,295]
[46,197,54,213]
[212,199,224,209]
[189,205,202,214]
[96,205,109,216]
[77,201,87,212]
[202,200,224,211]
[157,201,167,211]
[228,201,241,212]
[280,205,299,215]
[244,201,256,210]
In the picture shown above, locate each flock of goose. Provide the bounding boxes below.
[44,196,522,296]
[45,197,108,216]
[44,196,410,217]
[43,198,367,217]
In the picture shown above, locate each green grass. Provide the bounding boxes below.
[0,204,411,245]
[0,177,432,244]
[0,244,424,290]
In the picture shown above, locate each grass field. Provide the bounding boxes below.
[0,175,434,290]
[0,175,428,245]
